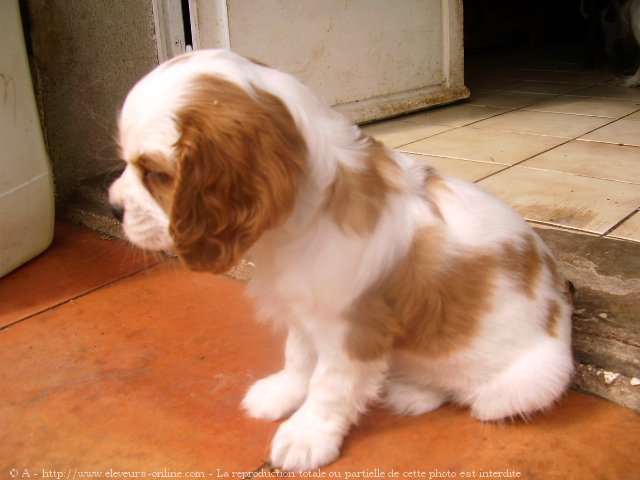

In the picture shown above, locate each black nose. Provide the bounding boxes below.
[110,204,124,222]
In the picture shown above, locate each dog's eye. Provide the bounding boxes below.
[142,169,173,187]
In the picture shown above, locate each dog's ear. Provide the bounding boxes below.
[169,76,307,273]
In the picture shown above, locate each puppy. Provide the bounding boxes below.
[109,49,574,471]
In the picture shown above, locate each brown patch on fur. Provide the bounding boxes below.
[545,300,561,338]
[325,139,402,235]
[345,294,404,361]
[134,152,175,213]
[542,251,573,338]
[543,252,562,288]
[170,75,307,272]
[345,227,497,361]
[501,233,543,299]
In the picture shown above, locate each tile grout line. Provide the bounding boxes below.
[406,83,640,238]
[469,134,576,184]
[370,79,640,239]
[392,84,637,152]
[0,263,165,333]
[390,102,530,150]
[601,208,640,238]
[447,92,639,181]
[505,164,640,186]
[527,219,601,236]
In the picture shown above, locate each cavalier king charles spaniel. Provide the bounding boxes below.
[109,49,574,471]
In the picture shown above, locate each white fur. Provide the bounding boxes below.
[109,49,574,472]
[108,166,171,251]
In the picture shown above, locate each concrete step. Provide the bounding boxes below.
[537,228,640,411]
[62,172,122,239]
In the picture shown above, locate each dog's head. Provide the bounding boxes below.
[109,50,307,273]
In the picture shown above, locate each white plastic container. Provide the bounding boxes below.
[0,0,55,277]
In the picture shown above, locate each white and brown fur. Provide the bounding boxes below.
[109,49,575,471]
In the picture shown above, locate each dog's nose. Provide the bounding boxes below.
[110,204,124,222]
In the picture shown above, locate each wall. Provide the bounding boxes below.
[23,0,159,206]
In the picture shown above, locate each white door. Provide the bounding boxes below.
[190,0,468,123]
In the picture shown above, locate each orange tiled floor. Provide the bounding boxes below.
[2,222,639,479]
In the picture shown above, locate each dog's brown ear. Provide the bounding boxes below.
[169,75,306,273]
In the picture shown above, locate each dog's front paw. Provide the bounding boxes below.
[242,371,309,421]
[270,413,343,471]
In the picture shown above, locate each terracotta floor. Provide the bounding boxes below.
[2,222,639,479]
[3,46,640,478]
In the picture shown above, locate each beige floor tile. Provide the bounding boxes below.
[471,110,611,138]
[530,222,600,238]
[512,69,571,82]
[360,119,452,148]
[400,127,567,165]
[627,110,640,121]
[464,76,515,90]
[572,85,640,101]
[523,69,619,86]
[580,119,640,147]
[465,65,521,79]
[524,95,640,118]
[554,71,619,85]
[495,80,586,95]
[608,211,640,242]
[402,153,507,182]
[515,60,585,72]
[401,104,508,127]
[521,140,640,184]
[465,90,555,109]
[477,167,640,233]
